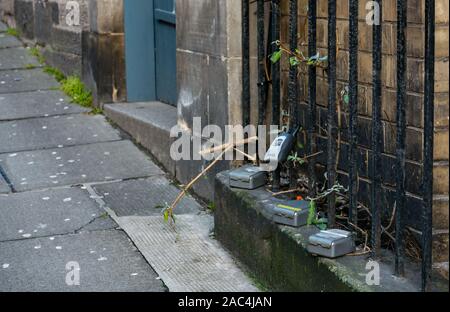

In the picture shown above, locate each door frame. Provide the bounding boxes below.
[124,0,156,102]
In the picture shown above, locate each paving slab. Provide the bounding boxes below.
[0,34,22,49]
[0,114,121,154]
[0,187,114,242]
[0,230,166,292]
[0,68,59,94]
[0,174,10,193]
[0,90,87,121]
[0,47,40,70]
[0,140,164,192]
[117,214,258,292]
[93,177,202,217]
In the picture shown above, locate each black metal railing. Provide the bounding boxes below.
[241,0,436,291]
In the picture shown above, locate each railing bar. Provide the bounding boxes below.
[271,0,281,192]
[288,0,298,189]
[348,0,359,225]
[395,0,407,276]
[371,0,383,257]
[242,0,251,127]
[307,0,317,198]
[422,0,435,292]
[327,0,337,227]
[288,0,298,127]
[257,0,266,129]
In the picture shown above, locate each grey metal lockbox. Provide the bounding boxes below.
[273,200,311,227]
[307,229,355,258]
[229,165,267,190]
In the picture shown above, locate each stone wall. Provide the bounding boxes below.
[0,0,126,106]
[175,0,243,199]
[272,0,448,269]
[0,0,89,76]
[82,0,126,105]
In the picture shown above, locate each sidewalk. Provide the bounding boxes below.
[0,22,257,292]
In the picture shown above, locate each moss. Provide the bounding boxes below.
[6,28,19,37]
[43,66,66,82]
[89,107,103,115]
[60,76,93,108]
[24,64,36,70]
[29,46,45,64]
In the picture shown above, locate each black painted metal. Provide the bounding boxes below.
[288,0,298,127]
[257,0,266,129]
[242,0,251,127]
[307,0,317,198]
[371,0,383,257]
[327,0,337,227]
[288,0,299,189]
[272,0,281,192]
[422,0,435,292]
[395,0,407,276]
[348,0,358,225]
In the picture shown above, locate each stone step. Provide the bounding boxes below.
[104,102,177,176]
[104,102,230,202]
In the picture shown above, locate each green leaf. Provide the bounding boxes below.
[307,201,316,226]
[163,210,169,223]
[270,50,282,64]
[290,56,300,67]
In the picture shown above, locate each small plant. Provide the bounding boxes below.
[61,76,93,107]
[44,66,66,82]
[271,40,328,68]
[6,27,19,37]
[89,107,103,115]
[307,201,328,230]
[29,46,45,64]
[287,152,306,168]
[24,64,36,70]
[207,202,216,212]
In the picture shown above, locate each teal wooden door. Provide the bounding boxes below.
[154,0,177,106]
[124,0,177,106]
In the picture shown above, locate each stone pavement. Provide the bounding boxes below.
[0,22,257,292]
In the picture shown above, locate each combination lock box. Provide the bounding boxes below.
[307,229,355,258]
[228,165,267,190]
[273,200,311,227]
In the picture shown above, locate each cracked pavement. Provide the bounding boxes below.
[0,22,257,292]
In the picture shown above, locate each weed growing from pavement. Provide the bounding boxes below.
[29,46,45,64]
[24,64,36,69]
[6,27,19,37]
[61,76,93,107]
[28,45,95,112]
[44,66,65,82]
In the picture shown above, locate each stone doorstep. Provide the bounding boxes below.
[104,102,177,176]
[214,171,450,292]
[104,102,230,202]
